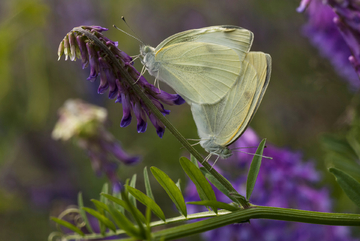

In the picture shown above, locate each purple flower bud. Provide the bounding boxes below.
[120,93,132,127]
[134,101,147,133]
[87,26,108,32]
[76,35,89,69]
[147,111,165,138]
[86,43,99,81]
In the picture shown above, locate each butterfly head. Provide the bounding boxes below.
[201,137,233,159]
[140,45,155,57]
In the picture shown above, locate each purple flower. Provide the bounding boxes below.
[185,128,356,240]
[298,0,360,90]
[58,26,185,137]
[52,99,140,192]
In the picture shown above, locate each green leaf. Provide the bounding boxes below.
[78,192,94,233]
[50,217,84,236]
[151,166,187,217]
[129,174,137,208]
[329,167,360,208]
[187,201,240,212]
[99,183,110,234]
[101,193,147,224]
[246,138,266,200]
[91,199,110,212]
[113,191,125,214]
[107,205,142,239]
[200,167,240,204]
[121,190,147,236]
[126,185,166,221]
[82,207,116,232]
[190,154,199,168]
[180,157,217,213]
[144,167,155,201]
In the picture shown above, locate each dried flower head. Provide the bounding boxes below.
[58,26,185,137]
[52,99,140,192]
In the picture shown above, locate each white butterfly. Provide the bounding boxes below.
[190,52,272,159]
[140,26,254,105]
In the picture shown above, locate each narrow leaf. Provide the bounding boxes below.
[101,193,147,223]
[246,138,266,200]
[126,185,166,221]
[78,192,94,233]
[50,217,84,236]
[151,166,187,217]
[82,207,116,232]
[190,154,199,168]
[329,167,360,208]
[143,167,155,201]
[200,167,240,204]
[108,205,142,239]
[113,191,125,214]
[129,174,137,208]
[91,199,110,212]
[121,190,147,237]
[187,201,240,211]
[180,157,217,213]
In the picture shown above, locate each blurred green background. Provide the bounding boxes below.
[0,0,358,240]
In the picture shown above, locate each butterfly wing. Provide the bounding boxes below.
[191,52,272,149]
[155,41,242,104]
[155,25,254,62]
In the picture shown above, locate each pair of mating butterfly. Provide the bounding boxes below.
[136,25,271,162]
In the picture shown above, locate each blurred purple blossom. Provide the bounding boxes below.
[58,26,185,137]
[298,0,360,90]
[52,99,140,192]
[185,128,355,240]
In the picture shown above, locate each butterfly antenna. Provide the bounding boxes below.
[232,150,272,159]
[210,155,220,170]
[113,24,145,46]
[231,146,261,150]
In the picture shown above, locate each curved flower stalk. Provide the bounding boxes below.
[52,99,140,192]
[298,0,360,90]
[58,26,185,137]
[186,128,356,240]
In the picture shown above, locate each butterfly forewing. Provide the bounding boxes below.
[155,42,241,104]
[155,26,254,62]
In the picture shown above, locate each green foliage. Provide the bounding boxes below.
[329,167,360,208]
[180,157,218,213]
[49,156,257,240]
[150,166,187,217]
[246,139,267,200]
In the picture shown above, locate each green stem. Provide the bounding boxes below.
[62,206,360,240]
[73,27,249,208]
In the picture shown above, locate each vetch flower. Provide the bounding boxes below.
[298,0,360,90]
[52,99,140,192]
[185,128,356,240]
[58,26,185,137]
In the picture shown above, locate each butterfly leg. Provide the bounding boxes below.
[202,153,212,164]
[210,155,220,170]
[134,65,147,84]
